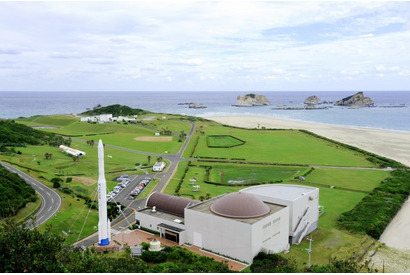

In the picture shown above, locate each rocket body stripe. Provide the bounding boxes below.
[97,139,110,246]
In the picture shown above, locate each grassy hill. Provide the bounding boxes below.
[0,120,63,147]
[81,104,149,117]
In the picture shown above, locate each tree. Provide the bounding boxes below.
[44,152,53,160]
[147,155,151,165]
[157,156,163,163]
[51,177,63,189]
[0,220,66,273]
[179,130,187,139]
[72,155,80,163]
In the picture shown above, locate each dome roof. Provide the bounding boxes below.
[210,192,270,219]
[146,192,199,217]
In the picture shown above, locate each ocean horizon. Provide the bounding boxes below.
[1,90,409,132]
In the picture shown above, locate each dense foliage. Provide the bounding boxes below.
[0,221,231,273]
[0,221,65,272]
[250,251,298,273]
[337,170,410,238]
[0,165,37,218]
[250,252,374,273]
[0,120,63,147]
[81,104,148,117]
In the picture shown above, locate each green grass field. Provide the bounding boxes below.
[207,163,307,184]
[186,122,376,167]
[207,135,245,148]
[305,168,390,192]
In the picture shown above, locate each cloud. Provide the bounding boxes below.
[1,1,410,91]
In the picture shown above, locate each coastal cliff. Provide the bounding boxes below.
[334,92,374,107]
[234,94,271,107]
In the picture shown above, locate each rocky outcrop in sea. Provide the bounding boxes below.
[233,94,271,107]
[304,96,322,105]
[334,92,374,107]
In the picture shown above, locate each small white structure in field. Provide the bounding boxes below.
[59,145,86,157]
[155,132,160,136]
[153,161,166,172]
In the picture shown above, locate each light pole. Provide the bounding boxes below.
[306,237,313,268]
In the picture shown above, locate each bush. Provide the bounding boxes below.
[337,170,410,238]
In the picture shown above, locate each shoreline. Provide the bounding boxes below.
[204,115,410,167]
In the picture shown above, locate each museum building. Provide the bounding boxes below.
[135,184,319,263]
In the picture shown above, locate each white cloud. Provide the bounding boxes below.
[0,1,409,91]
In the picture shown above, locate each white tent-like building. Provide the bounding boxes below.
[135,184,319,263]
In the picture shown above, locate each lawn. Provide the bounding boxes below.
[16,115,191,154]
[207,135,245,148]
[305,168,390,192]
[37,189,99,245]
[187,123,375,167]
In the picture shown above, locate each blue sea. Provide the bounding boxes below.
[0,91,409,132]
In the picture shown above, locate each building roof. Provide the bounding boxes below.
[241,184,317,202]
[146,192,199,217]
[210,192,271,219]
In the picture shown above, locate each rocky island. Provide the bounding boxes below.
[233,93,271,107]
[334,92,374,107]
[304,96,322,105]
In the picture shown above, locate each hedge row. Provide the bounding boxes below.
[174,161,191,194]
[189,136,199,158]
[299,129,407,168]
[337,170,410,239]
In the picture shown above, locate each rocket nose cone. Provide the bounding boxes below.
[98,139,103,147]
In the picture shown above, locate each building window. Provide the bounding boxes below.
[263,222,271,229]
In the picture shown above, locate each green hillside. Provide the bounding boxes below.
[0,165,37,218]
[81,104,149,117]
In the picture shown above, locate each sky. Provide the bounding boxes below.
[1,1,410,92]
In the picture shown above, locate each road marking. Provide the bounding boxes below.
[39,215,44,220]
[48,206,53,212]
[47,192,51,196]
[38,187,44,190]
[52,198,54,203]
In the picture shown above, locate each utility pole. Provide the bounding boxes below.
[306,237,314,268]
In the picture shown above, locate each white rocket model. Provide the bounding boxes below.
[97,139,111,246]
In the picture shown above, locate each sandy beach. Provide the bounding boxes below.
[205,115,410,251]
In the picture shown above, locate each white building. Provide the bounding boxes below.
[153,161,166,172]
[59,145,86,157]
[80,114,113,123]
[135,184,319,263]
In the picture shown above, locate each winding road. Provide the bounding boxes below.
[0,161,62,229]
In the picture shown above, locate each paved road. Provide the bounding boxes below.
[0,161,62,229]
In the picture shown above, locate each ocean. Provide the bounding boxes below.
[0,91,409,132]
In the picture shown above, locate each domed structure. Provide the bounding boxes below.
[149,239,161,251]
[210,192,270,219]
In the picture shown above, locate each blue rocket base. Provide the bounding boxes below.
[98,238,110,246]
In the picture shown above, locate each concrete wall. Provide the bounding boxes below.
[185,207,289,263]
[251,207,290,257]
[135,210,186,244]
[185,208,253,262]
